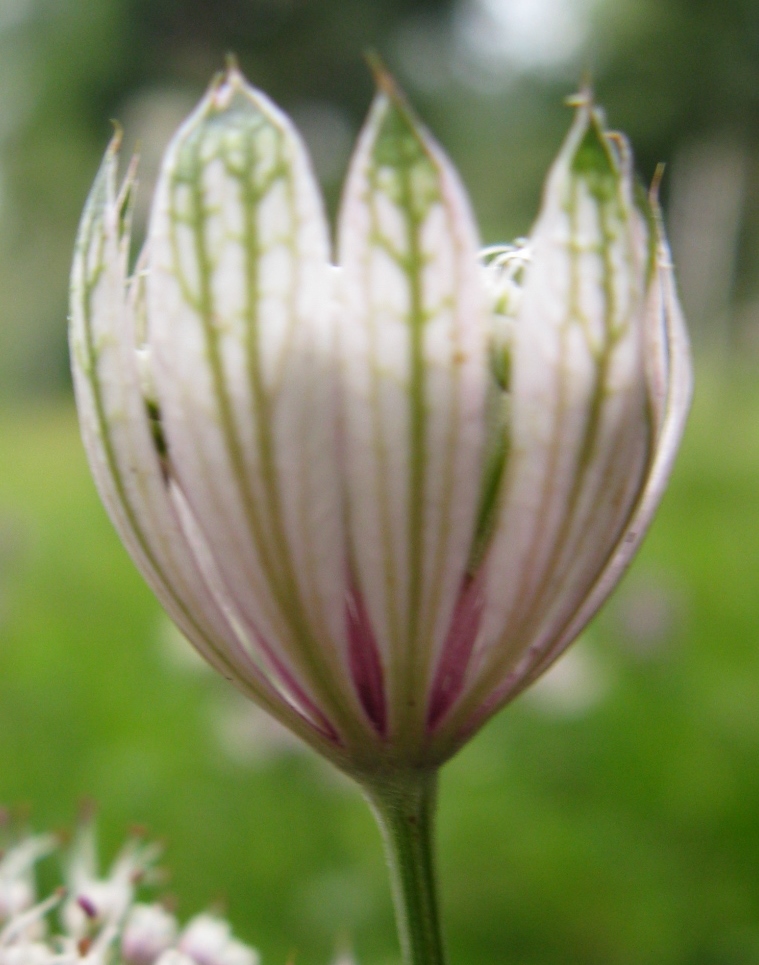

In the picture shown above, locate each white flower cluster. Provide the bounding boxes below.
[0,819,259,965]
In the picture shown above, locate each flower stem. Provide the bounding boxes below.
[362,769,446,965]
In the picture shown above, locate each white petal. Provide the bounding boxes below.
[69,137,343,759]
[434,104,658,740]
[337,74,488,742]
[516,214,692,689]
[145,70,372,744]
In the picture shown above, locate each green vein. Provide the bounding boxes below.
[431,116,648,744]
[368,100,444,742]
[166,101,367,744]
[71,157,336,757]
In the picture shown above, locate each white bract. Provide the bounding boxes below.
[70,66,691,775]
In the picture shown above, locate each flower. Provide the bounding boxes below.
[0,832,56,927]
[69,66,691,777]
[176,914,259,965]
[121,904,177,965]
[0,818,258,965]
[62,819,161,942]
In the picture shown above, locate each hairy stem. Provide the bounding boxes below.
[362,768,445,965]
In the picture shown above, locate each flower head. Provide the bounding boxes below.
[0,818,258,965]
[69,67,691,776]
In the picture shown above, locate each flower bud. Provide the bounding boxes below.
[70,69,690,776]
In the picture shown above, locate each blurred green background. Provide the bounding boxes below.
[0,0,757,963]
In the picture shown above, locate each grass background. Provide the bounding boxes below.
[0,354,756,965]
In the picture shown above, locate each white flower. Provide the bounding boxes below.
[0,891,66,965]
[69,67,691,775]
[178,916,258,965]
[0,822,258,965]
[153,952,196,965]
[121,905,178,965]
[62,822,160,940]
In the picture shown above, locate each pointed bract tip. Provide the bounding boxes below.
[206,68,225,95]
[203,68,229,113]
[646,164,674,267]
[364,49,387,84]
[650,162,666,205]
[605,129,633,176]
[208,58,248,113]
[565,74,593,110]
[123,149,140,184]
[107,121,123,154]
[363,52,424,143]
[563,82,600,147]
[365,50,405,103]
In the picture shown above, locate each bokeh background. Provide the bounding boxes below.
[0,0,756,963]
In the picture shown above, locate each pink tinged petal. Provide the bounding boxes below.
[455,234,691,742]
[337,72,488,745]
[146,69,369,744]
[69,137,344,760]
[346,582,388,737]
[425,567,486,732]
[170,484,341,744]
[434,103,660,744]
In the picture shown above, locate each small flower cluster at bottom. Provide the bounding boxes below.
[0,814,259,965]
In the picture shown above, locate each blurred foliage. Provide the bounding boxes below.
[0,0,759,390]
[0,2,757,963]
[592,0,759,152]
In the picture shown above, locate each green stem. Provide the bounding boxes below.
[362,769,446,965]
